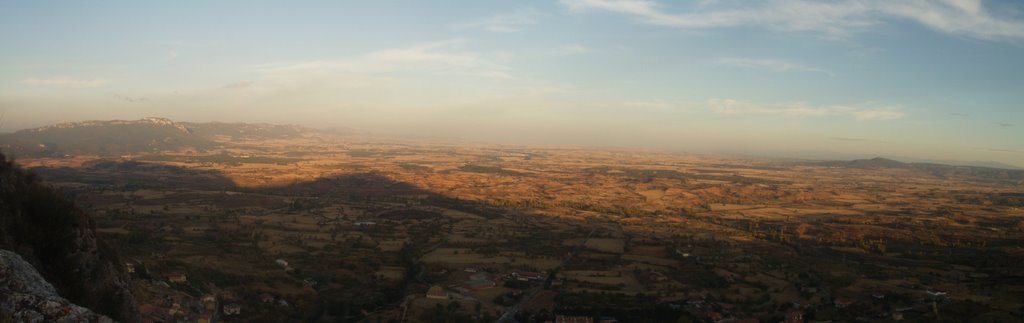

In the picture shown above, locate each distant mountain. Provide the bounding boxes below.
[873,156,1023,170]
[819,157,909,169]
[183,121,312,140]
[819,157,1024,185]
[0,117,211,156]
[0,117,319,157]
[722,150,1022,170]
[954,160,1024,170]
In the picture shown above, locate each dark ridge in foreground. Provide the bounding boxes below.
[0,152,139,322]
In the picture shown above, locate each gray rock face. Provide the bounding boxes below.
[1,249,115,322]
[0,154,140,322]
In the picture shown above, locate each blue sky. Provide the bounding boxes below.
[1,0,1023,166]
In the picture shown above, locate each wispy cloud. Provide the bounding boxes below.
[880,0,1024,41]
[18,76,108,88]
[114,94,148,103]
[949,112,969,117]
[994,121,1014,127]
[714,57,834,76]
[708,98,906,120]
[230,39,573,107]
[451,9,542,33]
[559,0,876,38]
[257,39,513,80]
[559,0,1024,41]
[554,44,593,55]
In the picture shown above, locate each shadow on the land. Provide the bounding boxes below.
[28,159,605,321]
[31,160,522,219]
[31,159,238,191]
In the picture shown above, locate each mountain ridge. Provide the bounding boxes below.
[0,117,320,157]
[26,117,192,134]
[818,157,1024,185]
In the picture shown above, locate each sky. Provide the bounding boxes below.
[1,0,1023,166]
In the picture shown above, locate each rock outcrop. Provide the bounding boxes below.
[0,153,139,322]
[0,249,115,322]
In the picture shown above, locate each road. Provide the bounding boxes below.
[496,228,596,323]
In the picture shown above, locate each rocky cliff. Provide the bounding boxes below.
[0,152,139,322]
[1,249,115,322]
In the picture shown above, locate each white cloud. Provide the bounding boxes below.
[714,57,834,76]
[452,9,542,33]
[708,98,906,120]
[257,39,513,80]
[18,76,109,88]
[559,0,875,38]
[879,0,1024,41]
[216,39,575,110]
[554,44,593,55]
[114,94,148,103]
[365,40,511,78]
[559,0,1024,41]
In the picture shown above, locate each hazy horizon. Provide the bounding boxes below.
[2,1,1023,167]
[3,115,1021,170]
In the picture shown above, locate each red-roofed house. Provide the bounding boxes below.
[426,285,448,300]
[167,273,187,283]
[201,294,217,310]
[512,271,543,281]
